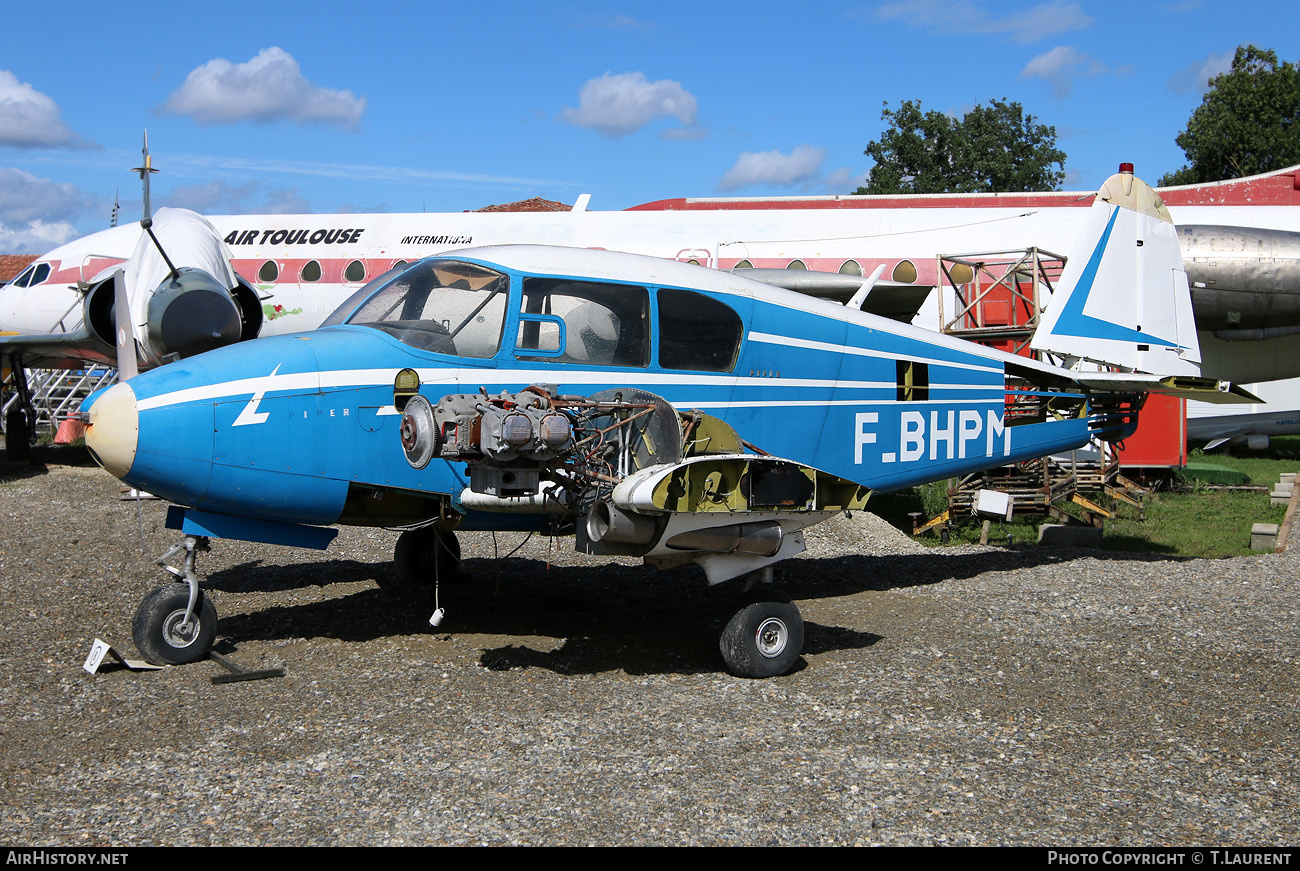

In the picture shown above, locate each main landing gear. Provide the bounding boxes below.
[383,527,462,593]
[132,536,219,665]
[718,572,805,679]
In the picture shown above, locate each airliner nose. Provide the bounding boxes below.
[85,382,139,478]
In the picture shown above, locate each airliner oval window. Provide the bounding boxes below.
[658,288,742,372]
[258,260,279,283]
[300,260,322,282]
[344,260,367,283]
[516,278,649,367]
[345,259,509,358]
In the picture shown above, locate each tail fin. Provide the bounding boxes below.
[1031,167,1200,376]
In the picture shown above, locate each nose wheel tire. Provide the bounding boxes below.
[132,583,218,665]
[719,589,804,678]
[385,528,462,592]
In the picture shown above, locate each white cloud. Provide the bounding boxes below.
[872,1,1091,44]
[560,72,697,137]
[1020,45,1105,96]
[0,166,96,224]
[719,146,827,192]
[1168,49,1234,94]
[0,219,79,253]
[0,70,83,148]
[162,179,311,215]
[162,47,366,129]
[0,166,97,252]
[822,166,868,192]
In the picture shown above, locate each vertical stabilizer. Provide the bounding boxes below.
[1031,167,1200,375]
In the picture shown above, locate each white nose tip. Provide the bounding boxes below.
[85,382,139,479]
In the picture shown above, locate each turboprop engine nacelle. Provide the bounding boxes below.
[83,207,260,366]
[81,267,260,364]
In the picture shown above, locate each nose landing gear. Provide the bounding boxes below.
[132,536,219,665]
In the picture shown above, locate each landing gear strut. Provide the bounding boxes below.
[3,357,35,461]
[4,406,33,461]
[719,584,804,679]
[132,536,219,665]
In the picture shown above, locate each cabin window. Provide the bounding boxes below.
[658,288,742,372]
[786,260,806,270]
[344,260,367,283]
[838,260,862,276]
[345,258,508,358]
[896,360,929,402]
[515,278,649,367]
[733,259,753,270]
[300,260,322,282]
[391,260,408,270]
[258,260,279,283]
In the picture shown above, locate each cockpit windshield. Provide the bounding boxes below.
[6,262,50,288]
[344,259,509,358]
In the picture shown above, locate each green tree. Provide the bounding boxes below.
[1161,45,1300,186]
[855,98,1066,194]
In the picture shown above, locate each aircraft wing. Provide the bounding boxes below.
[730,267,933,323]
[0,328,116,369]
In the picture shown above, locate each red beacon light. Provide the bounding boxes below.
[1119,162,1135,174]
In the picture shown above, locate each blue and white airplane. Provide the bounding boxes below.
[79,170,1247,677]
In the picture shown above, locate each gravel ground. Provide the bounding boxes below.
[1,449,1297,846]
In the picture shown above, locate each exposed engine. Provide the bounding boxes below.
[396,380,871,584]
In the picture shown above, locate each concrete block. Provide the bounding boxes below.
[1275,481,1294,495]
[1037,524,1103,548]
[1252,523,1280,552]
[1272,492,1292,506]
[1280,473,1296,484]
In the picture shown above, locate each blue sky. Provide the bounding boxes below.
[0,1,1294,252]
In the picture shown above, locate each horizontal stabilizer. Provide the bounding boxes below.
[1073,372,1259,404]
[1032,169,1201,376]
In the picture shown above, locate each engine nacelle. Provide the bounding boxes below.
[144,267,244,361]
[83,267,254,365]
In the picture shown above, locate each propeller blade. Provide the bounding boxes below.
[113,268,139,381]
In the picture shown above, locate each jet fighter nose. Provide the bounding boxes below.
[85,382,139,478]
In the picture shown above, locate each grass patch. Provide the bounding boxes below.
[870,437,1300,559]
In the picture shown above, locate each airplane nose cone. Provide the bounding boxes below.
[85,381,139,479]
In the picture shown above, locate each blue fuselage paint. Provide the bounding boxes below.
[106,255,1097,530]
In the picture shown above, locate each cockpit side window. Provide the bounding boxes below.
[344,259,508,358]
[8,263,48,288]
[515,278,649,367]
[658,288,742,372]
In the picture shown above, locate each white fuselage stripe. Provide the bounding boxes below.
[136,366,1003,412]
[746,331,1003,374]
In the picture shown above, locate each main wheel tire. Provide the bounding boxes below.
[132,583,218,665]
[385,528,461,592]
[719,589,804,678]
